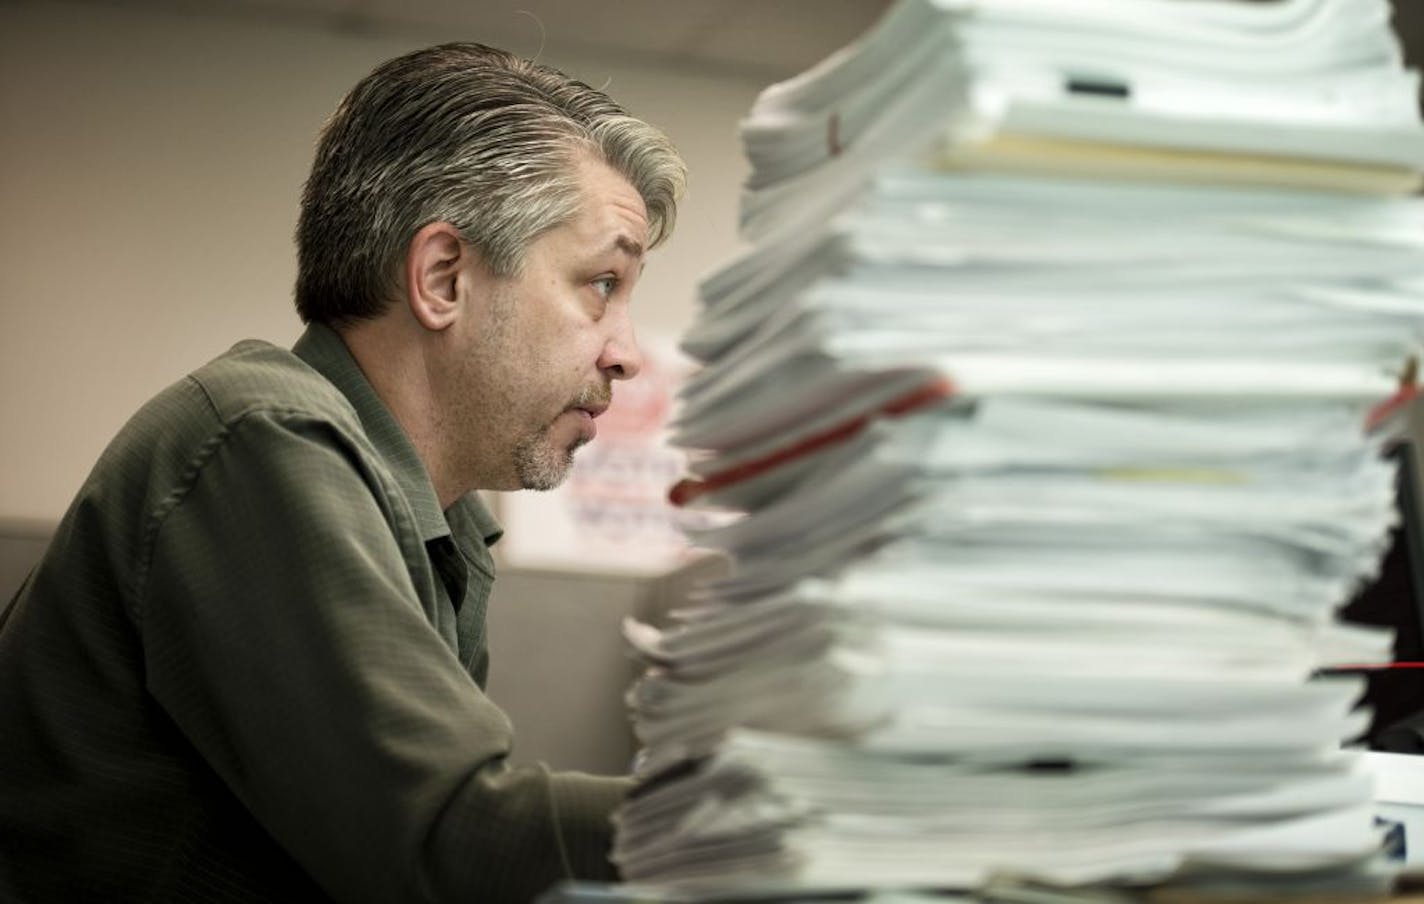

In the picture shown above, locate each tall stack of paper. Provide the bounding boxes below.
[614,0,1424,894]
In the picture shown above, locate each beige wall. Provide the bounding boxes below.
[0,0,760,521]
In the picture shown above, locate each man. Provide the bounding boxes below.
[0,42,685,903]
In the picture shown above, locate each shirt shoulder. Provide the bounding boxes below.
[48,339,382,622]
[94,340,362,487]
[187,339,360,432]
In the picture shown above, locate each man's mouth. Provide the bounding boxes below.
[568,384,612,421]
[564,386,612,441]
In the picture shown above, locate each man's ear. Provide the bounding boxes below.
[404,221,470,332]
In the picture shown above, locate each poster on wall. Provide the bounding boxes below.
[493,335,718,575]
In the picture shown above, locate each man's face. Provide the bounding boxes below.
[447,155,648,492]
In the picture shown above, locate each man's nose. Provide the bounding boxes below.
[598,313,642,381]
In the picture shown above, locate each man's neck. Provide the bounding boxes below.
[337,319,464,509]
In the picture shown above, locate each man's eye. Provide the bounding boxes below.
[592,276,619,299]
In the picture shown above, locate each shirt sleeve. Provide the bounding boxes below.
[135,408,629,904]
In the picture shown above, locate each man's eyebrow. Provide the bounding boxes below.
[611,235,645,259]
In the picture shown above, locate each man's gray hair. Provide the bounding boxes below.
[295,42,687,325]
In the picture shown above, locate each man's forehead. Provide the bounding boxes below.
[560,194,649,264]
[576,155,648,226]
[525,154,650,267]
[555,210,644,259]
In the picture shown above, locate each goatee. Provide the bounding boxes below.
[512,383,611,491]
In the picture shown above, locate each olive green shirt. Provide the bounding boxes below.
[0,324,627,903]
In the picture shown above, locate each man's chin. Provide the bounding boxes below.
[519,470,569,492]
[513,445,577,491]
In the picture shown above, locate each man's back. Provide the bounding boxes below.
[0,339,357,900]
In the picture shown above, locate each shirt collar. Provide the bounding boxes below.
[292,322,502,549]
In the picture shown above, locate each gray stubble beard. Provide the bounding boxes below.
[511,382,608,491]
[512,424,588,491]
